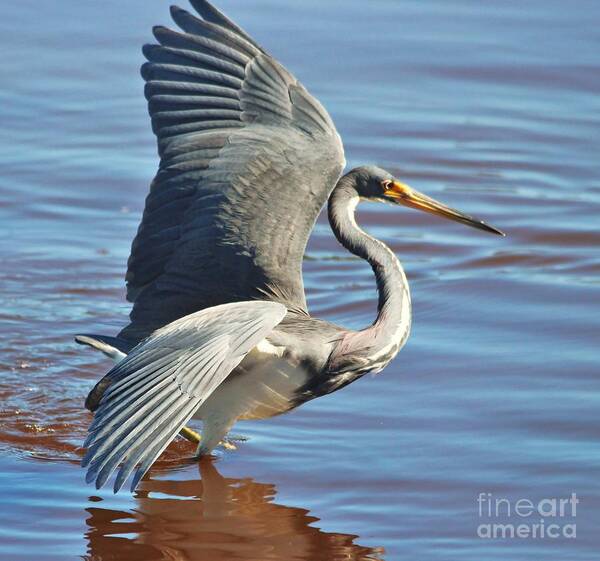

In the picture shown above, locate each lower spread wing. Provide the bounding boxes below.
[82,301,287,492]
[120,1,345,342]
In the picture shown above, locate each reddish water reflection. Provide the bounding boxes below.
[84,459,381,561]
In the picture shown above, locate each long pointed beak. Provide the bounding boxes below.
[386,180,505,236]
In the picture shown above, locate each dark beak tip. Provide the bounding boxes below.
[478,223,504,236]
[487,224,506,237]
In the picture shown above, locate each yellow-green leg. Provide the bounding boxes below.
[179,426,202,443]
[179,425,239,450]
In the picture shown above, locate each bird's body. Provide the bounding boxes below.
[77,0,503,492]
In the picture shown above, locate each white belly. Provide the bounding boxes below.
[192,340,310,422]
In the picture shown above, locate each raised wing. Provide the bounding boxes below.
[83,301,287,492]
[120,0,345,342]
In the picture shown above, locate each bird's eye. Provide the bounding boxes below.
[381,180,393,191]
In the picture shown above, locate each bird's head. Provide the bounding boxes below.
[350,165,504,236]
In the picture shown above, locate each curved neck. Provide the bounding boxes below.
[328,174,411,358]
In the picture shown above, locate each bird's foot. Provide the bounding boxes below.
[220,439,237,451]
[181,425,248,456]
[218,434,249,451]
[191,433,249,458]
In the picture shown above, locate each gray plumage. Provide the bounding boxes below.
[77,0,503,492]
[122,1,344,342]
[82,301,285,492]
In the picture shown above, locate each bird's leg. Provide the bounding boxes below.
[180,423,245,453]
[179,426,202,444]
[194,415,237,457]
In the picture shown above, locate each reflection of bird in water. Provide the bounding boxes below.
[77,0,504,491]
[84,459,383,561]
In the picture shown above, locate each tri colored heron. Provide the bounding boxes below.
[77,0,504,492]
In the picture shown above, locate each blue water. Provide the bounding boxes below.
[1,1,599,559]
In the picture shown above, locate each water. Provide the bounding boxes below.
[1,0,599,559]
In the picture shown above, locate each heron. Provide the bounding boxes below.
[77,0,504,492]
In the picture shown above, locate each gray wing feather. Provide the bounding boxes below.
[82,300,286,492]
[121,1,345,342]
